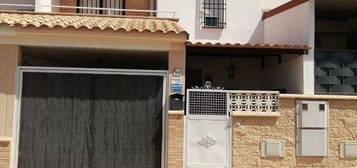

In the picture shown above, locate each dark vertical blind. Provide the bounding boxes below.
[18,72,163,168]
[78,0,123,14]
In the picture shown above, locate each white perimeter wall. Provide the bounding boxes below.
[157,0,290,44]
[264,0,315,94]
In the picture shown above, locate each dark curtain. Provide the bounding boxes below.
[18,72,163,168]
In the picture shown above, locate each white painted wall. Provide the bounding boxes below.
[157,0,290,44]
[264,0,315,94]
[262,55,303,93]
[34,0,60,12]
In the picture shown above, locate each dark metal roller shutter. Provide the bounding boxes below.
[18,72,163,168]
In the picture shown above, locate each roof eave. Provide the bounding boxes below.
[262,0,310,20]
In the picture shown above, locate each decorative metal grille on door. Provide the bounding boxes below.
[185,88,231,168]
[188,90,228,116]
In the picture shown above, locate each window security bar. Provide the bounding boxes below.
[201,0,226,28]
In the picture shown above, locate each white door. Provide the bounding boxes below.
[184,89,231,168]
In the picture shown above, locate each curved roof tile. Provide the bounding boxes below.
[0,11,188,36]
[186,41,310,50]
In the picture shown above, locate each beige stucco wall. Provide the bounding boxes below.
[169,43,185,95]
[167,96,357,168]
[0,45,20,137]
[0,45,20,168]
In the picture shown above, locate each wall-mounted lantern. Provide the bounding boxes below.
[227,59,236,80]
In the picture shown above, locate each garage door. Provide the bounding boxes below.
[15,68,166,168]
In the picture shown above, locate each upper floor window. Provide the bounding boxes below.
[201,0,226,28]
[78,0,124,15]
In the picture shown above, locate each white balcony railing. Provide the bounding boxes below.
[0,3,176,18]
[0,3,35,11]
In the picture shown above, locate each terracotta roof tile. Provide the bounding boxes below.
[263,0,309,20]
[0,11,188,35]
[186,41,310,50]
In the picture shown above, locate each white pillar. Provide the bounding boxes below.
[35,0,53,12]
[303,0,315,94]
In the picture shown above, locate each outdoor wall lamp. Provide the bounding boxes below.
[227,59,236,80]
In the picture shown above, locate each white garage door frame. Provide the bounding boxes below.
[10,66,168,168]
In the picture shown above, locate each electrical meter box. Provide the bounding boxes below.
[297,129,328,156]
[261,140,285,157]
[297,100,328,128]
[340,142,357,158]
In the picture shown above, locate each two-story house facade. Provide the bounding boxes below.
[0,0,356,167]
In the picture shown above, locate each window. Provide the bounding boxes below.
[302,104,308,111]
[78,0,124,15]
[201,0,226,28]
